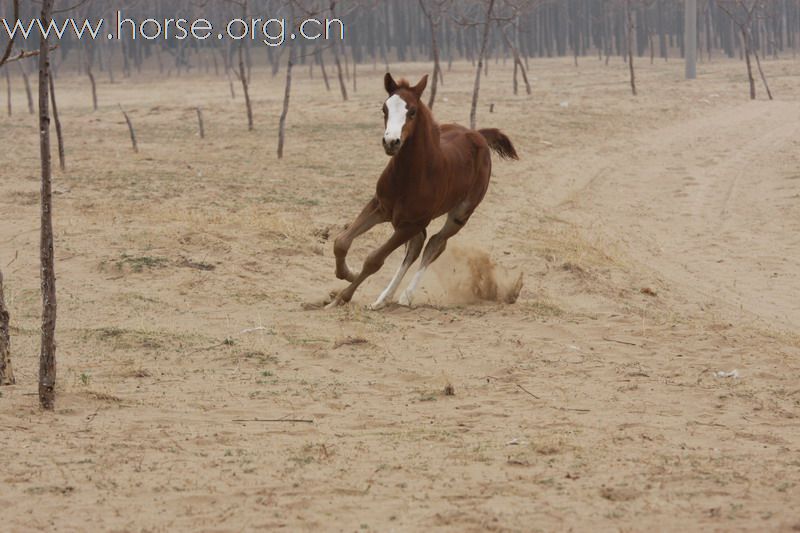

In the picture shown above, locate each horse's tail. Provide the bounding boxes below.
[478,128,519,160]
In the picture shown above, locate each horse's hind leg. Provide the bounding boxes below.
[398,207,471,307]
[333,197,385,282]
[370,230,426,310]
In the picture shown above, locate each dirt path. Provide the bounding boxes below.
[536,100,800,331]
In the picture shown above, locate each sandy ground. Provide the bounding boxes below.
[1,55,800,532]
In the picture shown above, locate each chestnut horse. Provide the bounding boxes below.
[327,73,518,309]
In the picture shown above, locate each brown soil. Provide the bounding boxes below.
[1,57,800,531]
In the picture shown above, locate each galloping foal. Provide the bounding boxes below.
[327,73,518,309]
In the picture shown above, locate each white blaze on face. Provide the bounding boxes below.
[383,94,407,145]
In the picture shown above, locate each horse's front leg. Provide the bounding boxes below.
[333,197,386,282]
[327,225,423,309]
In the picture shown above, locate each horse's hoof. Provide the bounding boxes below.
[398,293,413,307]
[325,298,343,310]
[369,300,387,311]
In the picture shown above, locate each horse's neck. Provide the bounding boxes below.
[395,107,442,170]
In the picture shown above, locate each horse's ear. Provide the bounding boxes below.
[412,75,428,98]
[384,72,398,95]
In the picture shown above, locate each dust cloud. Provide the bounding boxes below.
[428,245,523,305]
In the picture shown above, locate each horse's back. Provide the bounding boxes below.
[439,123,492,162]
[437,123,493,214]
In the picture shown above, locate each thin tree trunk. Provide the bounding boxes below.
[650,31,655,64]
[238,45,253,131]
[514,19,530,95]
[87,66,98,111]
[278,7,296,159]
[352,58,357,93]
[469,0,496,130]
[4,66,10,117]
[752,47,773,100]
[343,42,350,81]
[605,7,613,65]
[245,41,252,83]
[330,2,348,101]
[18,62,34,114]
[318,48,331,91]
[38,0,57,411]
[741,28,756,99]
[513,58,519,95]
[121,37,130,77]
[106,46,115,83]
[420,0,442,109]
[0,270,13,386]
[685,0,697,79]
[49,73,65,171]
[333,47,348,101]
[626,0,637,96]
[503,27,531,96]
[331,37,348,101]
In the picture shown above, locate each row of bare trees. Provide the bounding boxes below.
[4,1,797,75]
[4,0,794,114]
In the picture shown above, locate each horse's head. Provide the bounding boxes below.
[381,73,428,157]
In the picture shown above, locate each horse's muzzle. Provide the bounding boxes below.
[383,138,401,156]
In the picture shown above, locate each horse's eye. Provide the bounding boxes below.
[408,109,417,118]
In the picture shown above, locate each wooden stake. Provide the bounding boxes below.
[196,107,205,139]
[120,105,138,153]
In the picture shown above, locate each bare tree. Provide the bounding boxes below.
[227,0,255,130]
[716,0,773,99]
[38,0,57,410]
[316,45,331,91]
[330,1,349,101]
[419,0,449,109]
[500,0,544,96]
[626,0,637,95]
[278,3,298,158]
[457,0,499,130]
